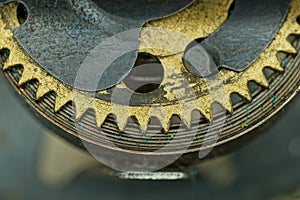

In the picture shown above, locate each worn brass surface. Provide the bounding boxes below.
[0,0,299,153]
[0,0,233,131]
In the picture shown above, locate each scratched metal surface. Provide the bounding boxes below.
[0,73,299,200]
[0,0,290,90]
[0,0,194,91]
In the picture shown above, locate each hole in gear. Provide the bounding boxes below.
[228,1,236,18]
[123,53,164,93]
[16,2,28,25]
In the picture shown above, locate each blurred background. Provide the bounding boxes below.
[0,73,299,200]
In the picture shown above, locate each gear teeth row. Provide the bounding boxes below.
[0,1,299,134]
[218,0,300,112]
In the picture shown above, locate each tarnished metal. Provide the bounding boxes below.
[199,0,290,72]
[0,0,299,177]
[0,0,194,91]
[143,0,290,76]
[0,0,299,132]
[0,0,290,90]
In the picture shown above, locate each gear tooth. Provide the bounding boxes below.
[137,117,150,133]
[180,111,192,129]
[75,107,86,121]
[129,107,150,133]
[161,114,172,133]
[270,63,285,72]
[18,68,35,86]
[149,106,174,132]
[197,97,212,121]
[179,101,196,129]
[258,53,284,72]
[36,83,52,100]
[3,50,19,70]
[116,116,128,132]
[2,59,13,70]
[222,93,233,113]
[236,88,252,102]
[199,109,211,121]
[211,87,233,113]
[5,55,16,68]
[36,76,57,99]
[94,102,111,127]
[74,93,93,120]
[114,105,129,131]
[75,105,89,120]
[253,71,269,88]
[95,113,108,128]
[282,41,298,54]
[5,47,29,69]
[18,63,45,86]
[95,112,108,128]
[54,84,73,112]
[2,62,10,70]
[54,95,72,112]
[54,91,72,112]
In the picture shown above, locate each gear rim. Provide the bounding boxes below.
[0,0,299,158]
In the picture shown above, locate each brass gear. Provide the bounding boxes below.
[0,0,299,155]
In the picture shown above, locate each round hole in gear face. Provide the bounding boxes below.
[123,53,164,94]
[16,2,28,25]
